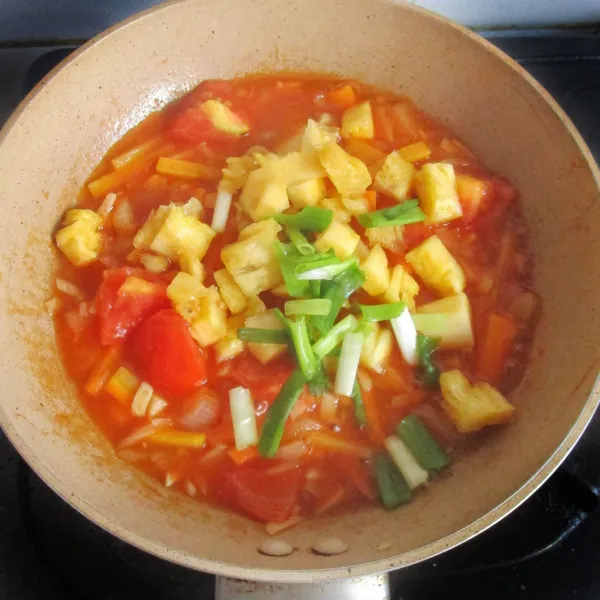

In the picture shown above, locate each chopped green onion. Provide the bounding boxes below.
[358,301,406,322]
[312,265,366,335]
[309,280,321,297]
[390,307,418,365]
[259,370,306,457]
[273,207,333,232]
[352,380,367,426]
[357,199,426,228]
[288,317,317,380]
[307,363,331,395]
[375,454,412,509]
[396,415,448,472]
[384,435,429,489]
[416,334,441,388]
[297,256,358,281]
[229,387,258,450]
[285,225,315,256]
[237,328,288,344]
[274,242,311,298]
[334,332,364,397]
[312,314,358,357]
[285,299,332,316]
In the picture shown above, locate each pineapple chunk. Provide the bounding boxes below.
[314,220,360,259]
[287,178,326,207]
[55,208,103,266]
[439,370,514,433]
[412,293,474,349]
[245,310,287,364]
[221,218,283,296]
[271,283,292,298]
[201,100,249,135]
[302,118,340,153]
[167,271,208,321]
[140,253,170,274]
[341,101,374,139]
[383,265,419,310]
[360,323,393,373]
[216,330,245,362]
[214,268,247,314]
[179,249,205,281]
[222,154,262,192]
[361,244,390,296]
[105,366,139,403]
[415,163,463,225]
[405,235,465,297]
[341,195,370,216]
[189,287,228,347]
[321,196,351,224]
[365,225,404,253]
[374,151,416,202]
[319,142,372,197]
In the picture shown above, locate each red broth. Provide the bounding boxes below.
[52,74,539,528]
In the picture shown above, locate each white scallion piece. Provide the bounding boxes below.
[146,394,167,418]
[384,435,428,489]
[334,332,364,397]
[391,307,418,365]
[211,184,233,233]
[97,192,117,218]
[131,382,154,417]
[229,386,258,450]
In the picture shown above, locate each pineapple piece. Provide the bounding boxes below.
[179,249,205,281]
[398,141,432,163]
[55,208,103,266]
[405,235,465,297]
[189,287,228,347]
[415,163,463,225]
[361,244,390,296]
[322,196,351,224]
[179,196,203,219]
[271,283,292,298]
[374,151,416,202]
[201,100,249,135]
[287,178,326,207]
[319,142,372,197]
[214,268,248,314]
[256,181,289,219]
[245,309,287,364]
[167,271,208,321]
[105,366,139,403]
[140,253,170,274]
[365,225,404,253]
[222,154,262,192]
[314,220,360,259]
[341,101,374,139]
[412,293,474,349]
[216,326,246,362]
[258,151,326,185]
[360,324,393,373]
[439,370,514,433]
[133,205,171,249]
[341,195,370,216]
[244,295,267,316]
[302,118,340,153]
[383,265,419,310]
[221,218,283,296]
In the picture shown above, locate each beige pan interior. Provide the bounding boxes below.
[0,0,599,583]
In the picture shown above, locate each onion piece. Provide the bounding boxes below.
[97,192,117,218]
[55,278,84,300]
[179,388,221,430]
[131,382,154,417]
[287,417,324,438]
[113,199,135,234]
[118,418,172,449]
[199,444,228,464]
[391,307,417,365]
[276,441,309,461]
[229,387,258,450]
[319,393,338,424]
[211,184,233,233]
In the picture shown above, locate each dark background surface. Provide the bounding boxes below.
[0,5,599,599]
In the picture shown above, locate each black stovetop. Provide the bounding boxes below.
[1,23,600,600]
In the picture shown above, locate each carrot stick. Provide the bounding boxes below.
[327,85,356,108]
[361,387,386,443]
[315,483,346,516]
[305,431,373,458]
[228,446,260,465]
[84,344,122,395]
[364,190,377,212]
[477,313,518,382]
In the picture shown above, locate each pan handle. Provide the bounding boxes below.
[215,573,391,599]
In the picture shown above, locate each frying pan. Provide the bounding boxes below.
[0,0,599,591]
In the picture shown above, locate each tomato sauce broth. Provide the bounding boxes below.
[53,74,538,525]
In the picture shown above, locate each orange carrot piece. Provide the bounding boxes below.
[361,388,386,443]
[373,105,394,143]
[228,446,260,465]
[327,85,356,108]
[364,190,377,212]
[84,344,122,395]
[315,483,346,516]
[305,431,373,458]
[477,313,518,382]
[338,458,374,501]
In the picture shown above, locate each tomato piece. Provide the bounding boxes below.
[128,309,207,398]
[168,108,218,144]
[402,222,431,250]
[220,463,302,522]
[96,267,170,345]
